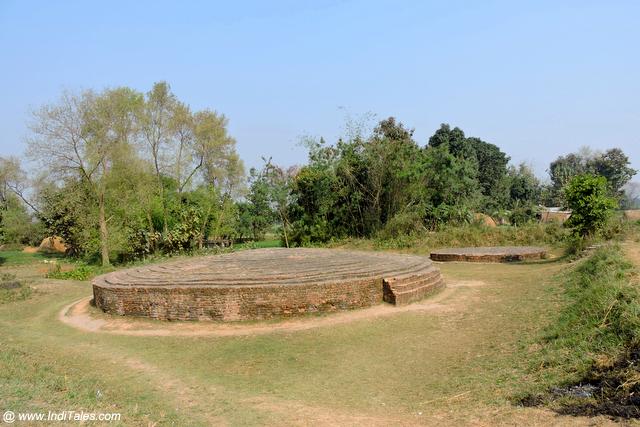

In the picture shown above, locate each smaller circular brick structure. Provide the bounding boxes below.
[430,246,546,263]
[92,248,443,322]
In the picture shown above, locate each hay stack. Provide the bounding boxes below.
[474,213,497,227]
[38,236,68,254]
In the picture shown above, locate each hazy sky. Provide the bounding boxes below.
[1,0,639,180]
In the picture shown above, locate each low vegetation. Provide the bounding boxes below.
[0,273,31,304]
[521,245,640,417]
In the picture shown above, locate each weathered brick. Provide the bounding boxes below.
[92,248,443,321]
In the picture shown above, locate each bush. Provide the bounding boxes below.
[565,174,617,237]
[377,212,425,239]
[47,264,95,281]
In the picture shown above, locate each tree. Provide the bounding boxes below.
[622,182,640,209]
[261,159,295,247]
[426,124,509,211]
[508,163,540,205]
[27,88,142,265]
[549,153,588,204]
[588,148,637,199]
[419,145,480,227]
[137,83,244,248]
[245,168,275,240]
[139,81,177,233]
[548,147,636,205]
[467,137,510,209]
[36,180,92,255]
[0,157,39,214]
[0,168,42,245]
[506,163,541,225]
[427,123,473,159]
[193,110,244,194]
[564,174,617,237]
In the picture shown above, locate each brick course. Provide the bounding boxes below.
[430,246,546,263]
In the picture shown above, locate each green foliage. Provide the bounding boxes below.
[245,167,276,240]
[338,222,568,252]
[0,195,43,245]
[161,205,203,253]
[377,211,425,239]
[288,120,543,244]
[28,83,244,266]
[549,148,636,204]
[46,264,95,281]
[37,181,99,257]
[590,148,637,199]
[564,174,617,237]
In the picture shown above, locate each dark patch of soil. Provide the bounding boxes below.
[520,344,640,419]
[0,281,21,290]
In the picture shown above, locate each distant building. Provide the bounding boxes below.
[539,207,571,223]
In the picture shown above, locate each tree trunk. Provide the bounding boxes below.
[146,210,156,252]
[198,205,213,250]
[98,192,110,266]
[279,210,290,248]
[160,184,168,235]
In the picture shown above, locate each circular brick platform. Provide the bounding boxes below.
[92,248,443,322]
[429,246,546,263]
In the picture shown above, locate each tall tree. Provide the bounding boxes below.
[27,88,142,265]
[588,148,637,199]
[260,159,295,248]
[467,137,510,209]
[0,157,39,214]
[549,148,636,204]
[139,81,177,233]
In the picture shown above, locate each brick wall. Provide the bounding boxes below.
[93,278,385,321]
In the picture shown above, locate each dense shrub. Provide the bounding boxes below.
[565,174,617,237]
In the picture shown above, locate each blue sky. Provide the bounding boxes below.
[1,0,639,180]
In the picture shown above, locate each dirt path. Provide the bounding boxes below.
[48,261,625,425]
[59,281,479,337]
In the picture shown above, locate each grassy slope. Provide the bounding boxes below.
[520,244,640,416]
[0,245,629,425]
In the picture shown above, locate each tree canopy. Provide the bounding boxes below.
[2,88,637,259]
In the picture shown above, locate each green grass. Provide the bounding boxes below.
[0,249,579,425]
[519,244,640,414]
[4,237,639,424]
[0,273,31,304]
[329,222,569,254]
[0,250,65,266]
[234,239,281,249]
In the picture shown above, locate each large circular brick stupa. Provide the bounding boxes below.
[92,248,443,322]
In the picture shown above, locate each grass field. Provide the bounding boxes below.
[0,244,636,425]
[0,250,65,266]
